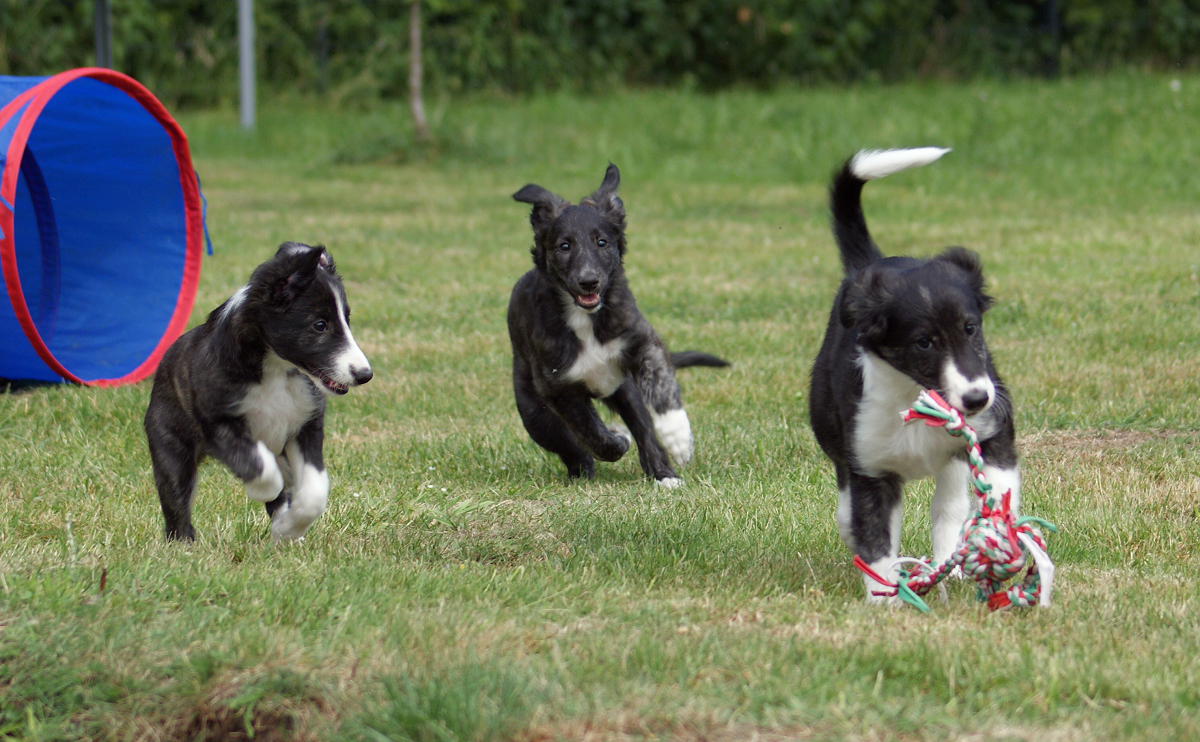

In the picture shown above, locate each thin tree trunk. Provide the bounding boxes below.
[409,0,430,142]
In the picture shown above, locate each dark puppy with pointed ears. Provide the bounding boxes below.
[144,242,373,543]
[507,164,728,487]
[809,148,1020,602]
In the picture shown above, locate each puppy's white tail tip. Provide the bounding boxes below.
[850,147,951,181]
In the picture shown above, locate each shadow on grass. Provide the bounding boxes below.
[0,377,61,395]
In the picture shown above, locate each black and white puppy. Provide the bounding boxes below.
[808,148,1019,602]
[508,164,728,487]
[144,242,373,543]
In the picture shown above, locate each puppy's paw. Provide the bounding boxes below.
[594,430,631,462]
[653,408,693,467]
[270,512,313,544]
[608,423,633,448]
[860,558,903,606]
[567,459,597,480]
[244,442,284,502]
[654,476,683,490]
[864,591,906,608]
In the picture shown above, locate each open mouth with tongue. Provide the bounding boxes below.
[309,368,349,395]
[575,293,602,310]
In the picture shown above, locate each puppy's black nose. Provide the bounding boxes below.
[961,390,990,414]
[579,279,600,293]
[353,366,374,385]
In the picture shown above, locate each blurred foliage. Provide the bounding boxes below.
[2,0,1199,107]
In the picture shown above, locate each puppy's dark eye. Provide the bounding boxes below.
[597,238,607,247]
[313,320,329,333]
[964,323,977,336]
[558,241,571,252]
[916,337,933,350]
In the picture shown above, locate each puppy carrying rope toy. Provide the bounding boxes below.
[853,390,1058,612]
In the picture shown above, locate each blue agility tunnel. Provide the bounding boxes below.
[1,68,204,386]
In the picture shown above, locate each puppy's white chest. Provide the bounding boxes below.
[854,400,960,481]
[853,352,961,481]
[562,308,627,397]
[238,353,319,454]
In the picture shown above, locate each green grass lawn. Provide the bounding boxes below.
[2,72,1199,741]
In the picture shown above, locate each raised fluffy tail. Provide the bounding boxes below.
[671,351,730,369]
[830,147,950,274]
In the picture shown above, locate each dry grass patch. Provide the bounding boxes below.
[1021,428,1198,454]
[133,674,334,742]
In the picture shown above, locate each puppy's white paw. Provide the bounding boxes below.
[271,512,314,544]
[244,442,284,502]
[860,558,903,606]
[655,477,683,490]
[653,408,693,467]
[865,591,906,608]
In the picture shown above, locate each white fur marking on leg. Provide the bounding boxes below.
[655,477,683,490]
[836,486,854,551]
[861,500,904,605]
[931,458,971,564]
[888,498,903,561]
[271,441,329,543]
[245,441,284,502]
[862,556,902,606]
[652,407,693,466]
[850,147,950,181]
[983,464,1021,514]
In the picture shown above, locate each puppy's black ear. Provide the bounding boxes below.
[513,184,569,270]
[581,163,627,256]
[514,185,570,270]
[513,184,569,236]
[581,163,625,222]
[840,265,893,347]
[938,246,994,312]
[270,245,325,307]
[315,245,336,275]
[274,241,336,273]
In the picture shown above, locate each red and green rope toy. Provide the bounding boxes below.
[853,389,1058,612]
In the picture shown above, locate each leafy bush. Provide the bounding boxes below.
[2,0,1198,107]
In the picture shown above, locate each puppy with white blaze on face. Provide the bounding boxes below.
[507,164,729,487]
[808,148,1021,603]
[144,242,372,544]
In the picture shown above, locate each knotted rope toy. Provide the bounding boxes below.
[852,389,1058,612]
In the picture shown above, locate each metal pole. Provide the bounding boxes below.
[238,0,256,130]
[94,0,112,69]
[409,0,430,142]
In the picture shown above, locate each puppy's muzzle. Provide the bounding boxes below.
[574,277,603,310]
[352,365,374,386]
[960,389,991,415]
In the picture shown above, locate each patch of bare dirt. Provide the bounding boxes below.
[1020,429,1196,456]
[141,677,335,742]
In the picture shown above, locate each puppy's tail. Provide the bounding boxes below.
[671,351,730,369]
[831,147,950,274]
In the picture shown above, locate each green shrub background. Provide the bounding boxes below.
[3,0,1200,107]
